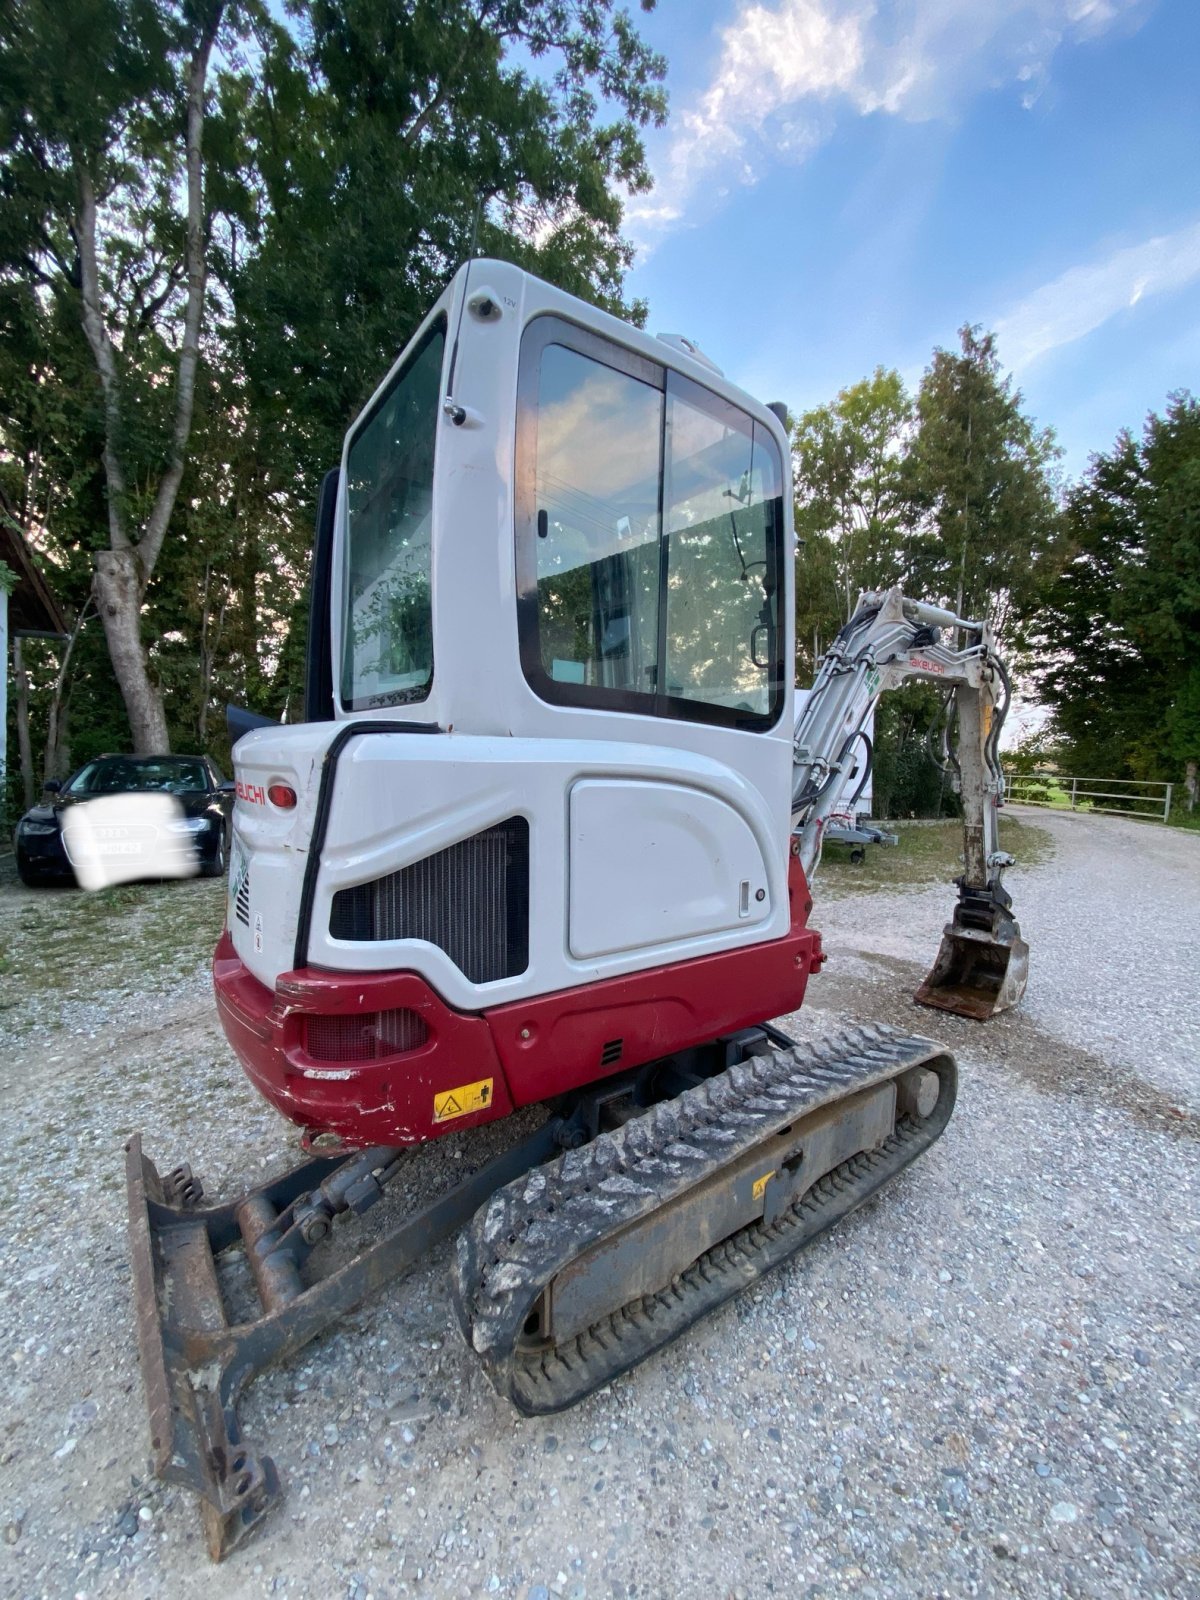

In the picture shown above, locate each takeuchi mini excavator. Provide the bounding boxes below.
[125,260,1028,1558]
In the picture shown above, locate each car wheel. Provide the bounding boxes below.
[200,829,228,878]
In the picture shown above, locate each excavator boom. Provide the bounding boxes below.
[791,587,1028,1019]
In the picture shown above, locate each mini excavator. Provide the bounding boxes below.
[125,261,1028,1558]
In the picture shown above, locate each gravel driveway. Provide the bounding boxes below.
[0,807,1196,1600]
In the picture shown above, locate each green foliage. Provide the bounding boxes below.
[0,0,667,770]
[1031,393,1200,785]
[792,368,912,627]
[793,332,1063,817]
[870,684,960,821]
[904,326,1063,630]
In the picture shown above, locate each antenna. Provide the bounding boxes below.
[443,203,482,426]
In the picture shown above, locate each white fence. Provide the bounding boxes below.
[1007,772,1173,823]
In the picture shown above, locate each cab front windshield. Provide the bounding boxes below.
[341,320,445,710]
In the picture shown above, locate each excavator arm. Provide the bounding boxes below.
[791,586,1029,1019]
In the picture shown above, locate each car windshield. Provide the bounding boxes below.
[64,758,209,796]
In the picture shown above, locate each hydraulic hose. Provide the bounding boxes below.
[845,728,874,813]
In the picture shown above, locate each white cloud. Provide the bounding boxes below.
[637,0,870,233]
[629,0,1149,248]
[993,219,1200,370]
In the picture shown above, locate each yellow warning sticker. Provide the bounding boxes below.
[752,1170,775,1201]
[433,1078,494,1123]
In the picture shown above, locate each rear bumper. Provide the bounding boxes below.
[214,932,514,1147]
[214,859,824,1149]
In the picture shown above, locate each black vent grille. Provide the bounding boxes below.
[234,869,251,927]
[329,818,529,984]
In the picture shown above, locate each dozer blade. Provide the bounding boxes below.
[914,889,1029,1021]
[125,1125,566,1558]
[452,1024,957,1414]
[125,1135,344,1558]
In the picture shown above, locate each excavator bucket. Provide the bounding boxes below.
[914,886,1029,1021]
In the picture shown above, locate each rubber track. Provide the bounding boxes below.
[452,1023,957,1413]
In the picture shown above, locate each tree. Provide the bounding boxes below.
[230,0,667,508]
[1,0,668,761]
[904,325,1062,633]
[792,367,912,626]
[1,0,231,751]
[1032,393,1200,790]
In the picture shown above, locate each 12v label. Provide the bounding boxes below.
[433,1079,494,1122]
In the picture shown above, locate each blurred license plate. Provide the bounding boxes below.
[97,841,143,855]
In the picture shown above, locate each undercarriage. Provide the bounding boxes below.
[128,1020,954,1558]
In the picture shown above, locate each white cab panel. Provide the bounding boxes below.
[300,729,789,1011]
[568,779,771,959]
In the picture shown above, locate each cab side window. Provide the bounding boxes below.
[517,318,785,731]
[532,343,663,699]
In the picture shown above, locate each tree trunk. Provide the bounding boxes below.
[72,4,224,760]
[12,635,35,810]
[44,600,90,783]
[93,549,169,752]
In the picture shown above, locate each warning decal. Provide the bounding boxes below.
[433,1078,494,1123]
[752,1170,775,1201]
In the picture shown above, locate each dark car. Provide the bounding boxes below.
[15,754,234,888]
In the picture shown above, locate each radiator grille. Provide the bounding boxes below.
[329,818,529,984]
[304,1008,429,1064]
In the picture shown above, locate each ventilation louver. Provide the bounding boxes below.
[329,818,529,985]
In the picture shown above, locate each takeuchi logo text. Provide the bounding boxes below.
[236,780,266,805]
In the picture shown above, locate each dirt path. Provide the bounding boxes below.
[0,814,1196,1600]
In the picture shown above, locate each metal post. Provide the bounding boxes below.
[1164,783,1172,823]
[1071,776,1077,810]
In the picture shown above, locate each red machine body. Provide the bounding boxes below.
[214,856,822,1149]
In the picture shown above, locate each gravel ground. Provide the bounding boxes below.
[0,807,1196,1600]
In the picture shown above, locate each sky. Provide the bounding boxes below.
[620,0,1200,478]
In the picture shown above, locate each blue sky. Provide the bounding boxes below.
[620,0,1200,477]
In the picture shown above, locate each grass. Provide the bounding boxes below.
[0,865,226,1024]
[817,816,1054,896]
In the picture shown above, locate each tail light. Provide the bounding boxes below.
[303,1009,429,1063]
[268,783,297,809]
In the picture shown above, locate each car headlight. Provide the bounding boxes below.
[167,817,213,834]
[20,820,57,837]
